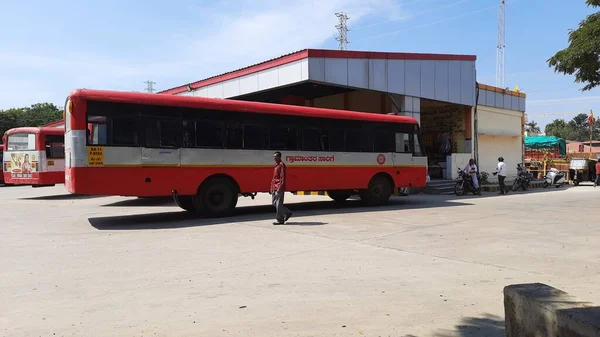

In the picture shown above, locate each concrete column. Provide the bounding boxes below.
[389,94,421,125]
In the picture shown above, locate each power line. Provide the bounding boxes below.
[144,80,156,94]
[355,0,521,43]
[335,12,350,50]
[354,0,469,30]
[355,4,496,42]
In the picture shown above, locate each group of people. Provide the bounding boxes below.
[462,156,510,195]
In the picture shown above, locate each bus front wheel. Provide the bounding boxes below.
[327,190,352,203]
[359,175,392,206]
[174,195,197,212]
[195,177,239,218]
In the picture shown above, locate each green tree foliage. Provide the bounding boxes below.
[525,121,541,134]
[0,103,62,138]
[547,0,600,91]
[544,113,600,141]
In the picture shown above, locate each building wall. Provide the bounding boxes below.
[478,106,523,137]
[476,105,524,180]
[477,84,526,112]
[478,135,522,179]
[308,57,476,107]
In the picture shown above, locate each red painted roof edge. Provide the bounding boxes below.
[159,49,310,95]
[159,49,477,95]
[42,119,65,128]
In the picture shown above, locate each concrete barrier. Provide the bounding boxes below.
[504,283,600,337]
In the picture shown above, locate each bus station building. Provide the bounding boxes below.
[160,49,526,180]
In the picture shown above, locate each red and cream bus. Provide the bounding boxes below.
[2,127,65,187]
[0,144,4,185]
[64,89,427,217]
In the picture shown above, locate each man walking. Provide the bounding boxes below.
[271,151,292,224]
[493,156,509,195]
[595,159,600,187]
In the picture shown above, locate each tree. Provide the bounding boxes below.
[547,0,600,91]
[544,113,599,141]
[545,119,573,140]
[0,103,62,137]
[525,121,541,134]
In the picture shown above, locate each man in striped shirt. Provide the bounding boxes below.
[271,151,293,225]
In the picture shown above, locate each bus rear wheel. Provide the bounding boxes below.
[195,177,238,218]
[327,190,352,203]
[359,175,392,206]
[174,195,197,212]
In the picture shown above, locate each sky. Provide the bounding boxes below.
[0,0,598,130]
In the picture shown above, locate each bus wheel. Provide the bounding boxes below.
[359,175,392,206]
[174,195,196,212]
[327,190,352,203]
[196,177,239,217]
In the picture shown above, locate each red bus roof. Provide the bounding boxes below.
[69,89,419,125]
[4,127,65,136]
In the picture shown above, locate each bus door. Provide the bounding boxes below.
[393,131,414,168]
[141,117,180,166]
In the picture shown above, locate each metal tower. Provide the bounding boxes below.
[496,0,505,88]
[335,12,350,50]
[144,80,156,94]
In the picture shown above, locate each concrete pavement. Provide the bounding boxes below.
[1,184,599,336]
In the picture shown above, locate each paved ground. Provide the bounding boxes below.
[1,184,599,337]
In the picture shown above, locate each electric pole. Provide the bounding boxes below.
[144,80,156,94]
[496,0,505,89]
[335,12,350,50]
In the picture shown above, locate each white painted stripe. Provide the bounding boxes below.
[70,146,428,168]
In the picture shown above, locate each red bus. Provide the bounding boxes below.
[64,89,427,217]
[2,127,65,187]
[0,144,4,185]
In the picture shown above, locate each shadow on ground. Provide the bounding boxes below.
[89,196,472,230]
[433,314,505,337]
[19,193,108,201]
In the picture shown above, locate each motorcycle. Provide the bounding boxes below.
[542,168,566,188]
[454,168,481,196]
[511,164,533,191]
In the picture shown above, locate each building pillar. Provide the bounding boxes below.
[389,94,421,125]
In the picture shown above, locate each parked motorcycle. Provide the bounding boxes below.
[454,168,481,196]
[511,164,533,191]
[542,168,566,188]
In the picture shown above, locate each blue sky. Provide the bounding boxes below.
[1,0,598,130]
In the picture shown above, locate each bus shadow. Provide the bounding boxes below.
[88,197,471,230]
[101,197,176,207]
[20,194,108,201]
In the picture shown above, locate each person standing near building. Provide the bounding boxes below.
[493,157,509,194]
[595,159,600,187]
[271,151,292,224]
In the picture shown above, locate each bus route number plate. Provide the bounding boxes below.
[88,147,104,167]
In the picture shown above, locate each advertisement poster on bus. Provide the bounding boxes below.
[7,152,38,179]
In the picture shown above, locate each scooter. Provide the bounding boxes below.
[542,168,566,188]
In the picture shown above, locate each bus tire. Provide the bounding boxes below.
[327,190,352,203]
[174,195,196,212]
[359,175,392,206]
[196,177,239,218]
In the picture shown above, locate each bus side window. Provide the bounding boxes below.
[269,127,297,150]
[413,133,423,156]
[329,129,345,151]
[374,129,395,153]
[111,116,139,146]
[394,132,411,153]
[45,135,65,159]
[224,122,243,149]
[345,129,362,152]
[302,128,322,151]
[243,125,264,150]
[182,120,196,147]
[196,121,223,148]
